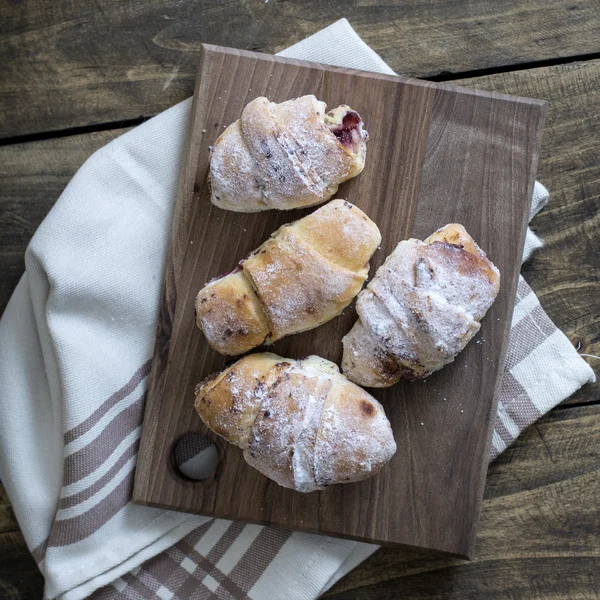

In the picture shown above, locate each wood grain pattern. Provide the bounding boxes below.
[2,404,600,600]
[453,61,600,406]
[1,3,598,596]
[0,485,44,599]
[2,60,597,391]
[2,0,599,138]
[132,45,546,556]
[2,406,599,600]
[325,404,600,599]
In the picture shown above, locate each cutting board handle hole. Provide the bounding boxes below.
[172,433,219,482]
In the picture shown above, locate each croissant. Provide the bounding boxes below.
[209,95,368,212]
[195,199,381,355]
[194,353,396,492]
[342,224,501,387]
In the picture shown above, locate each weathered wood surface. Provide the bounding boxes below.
[0,485,44,599]
[1,4,599,595]
[454,60,600,405]
[325,404,600,598]
[2,60,597,393]
[2,0,600,138]
[2,402,598,599]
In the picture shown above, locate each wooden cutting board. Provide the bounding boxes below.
[133,44,546,557]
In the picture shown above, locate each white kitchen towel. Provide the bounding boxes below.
[0,18,594,600]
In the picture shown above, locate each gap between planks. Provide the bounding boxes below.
[2,52,600,146]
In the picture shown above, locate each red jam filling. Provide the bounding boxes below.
[328,110,362,151]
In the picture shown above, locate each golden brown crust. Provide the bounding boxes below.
[292,199,382,272]
[243,224,366,342]
[425,222,479,254]
[315,378,397,485]
[195,271,270,355]
[194,353,284,449]
[196,200,380,354]
[209,95,368,212]
[194,353,396,492]
[342,224,500,387]
[425,224,501,300]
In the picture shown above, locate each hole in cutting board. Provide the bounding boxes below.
[173,433,218,481]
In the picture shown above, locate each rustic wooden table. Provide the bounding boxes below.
[1,2,599,599]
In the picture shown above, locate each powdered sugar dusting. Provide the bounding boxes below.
[243,224,365,341]
[209,95,368,212]
[196,200,377,356]
[209,121,266,212]
[199,354,395,492]
[195,356,273,449]
[314,381,396,486]
[291,392,326,492]
[271,97,365,193]
[293,199,381,272]
[343,227,500,385]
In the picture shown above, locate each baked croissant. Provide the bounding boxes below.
[342,224,501,387]
[195,199,381,355]
[194,353,396,492]
[209,95,368,212]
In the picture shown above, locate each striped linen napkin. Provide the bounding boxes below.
[0,19,594,600]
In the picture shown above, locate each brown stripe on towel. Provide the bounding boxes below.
[228,527,293,593]
[31,537,48,564]
[60,438,140,509]
[499,373,543,429]
[174,537,252,600]
[49,470,135,547]
[63,393,145,485]
[64,360,151,444]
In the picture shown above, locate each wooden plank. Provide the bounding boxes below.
[133,45,545,555]
[0,485,44,599]
[0,129,125,315]
[325,404,600,599]
[1,0,599,137]
[1,60,597,363]
[0,484,21,535]
[0,54,597,600]
[2,403,599,599]
[453,61,600,404]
